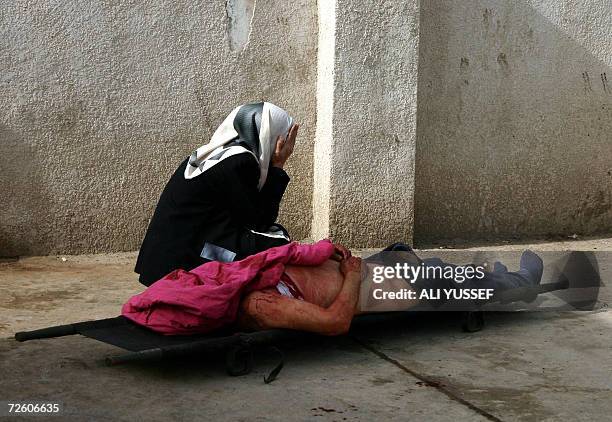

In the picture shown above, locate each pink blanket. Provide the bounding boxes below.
[122,239,335,335]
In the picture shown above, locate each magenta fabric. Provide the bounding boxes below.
[122,239,335,335]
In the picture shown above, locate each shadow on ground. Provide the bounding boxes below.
[2,309,611,421]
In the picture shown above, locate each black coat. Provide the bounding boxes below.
[135,153,290,286]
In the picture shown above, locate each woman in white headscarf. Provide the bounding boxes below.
[135,102,299,286]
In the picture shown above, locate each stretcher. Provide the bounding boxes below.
[15,317,296,382]
[13,279,571,381]
[14,252,598,382]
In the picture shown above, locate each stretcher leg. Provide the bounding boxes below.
[461,311,485,332]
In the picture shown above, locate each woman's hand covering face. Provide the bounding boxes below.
[271,123,299,169]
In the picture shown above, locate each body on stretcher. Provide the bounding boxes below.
[14,251,600,381]
[13,277,574,380]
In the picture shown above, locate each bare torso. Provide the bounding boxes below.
[238,258,420,334]
[284,260,420,312]
[236,258,355,334]
[246,259,344,309]
[283,260,344,306]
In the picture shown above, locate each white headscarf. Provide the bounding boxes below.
[184,102,294,190]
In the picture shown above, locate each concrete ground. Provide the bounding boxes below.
[0,238,611,421]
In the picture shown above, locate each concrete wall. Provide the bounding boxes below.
[0,0,318,256]
[2,0,611,255]
[415,0,612,243]
[312,0,420,248]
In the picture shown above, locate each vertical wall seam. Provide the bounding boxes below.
[311,0,337,240]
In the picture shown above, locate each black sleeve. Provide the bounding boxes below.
[215,154,290,230]
[258,166,291,225]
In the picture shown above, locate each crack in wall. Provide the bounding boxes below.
[226,0,257,53]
